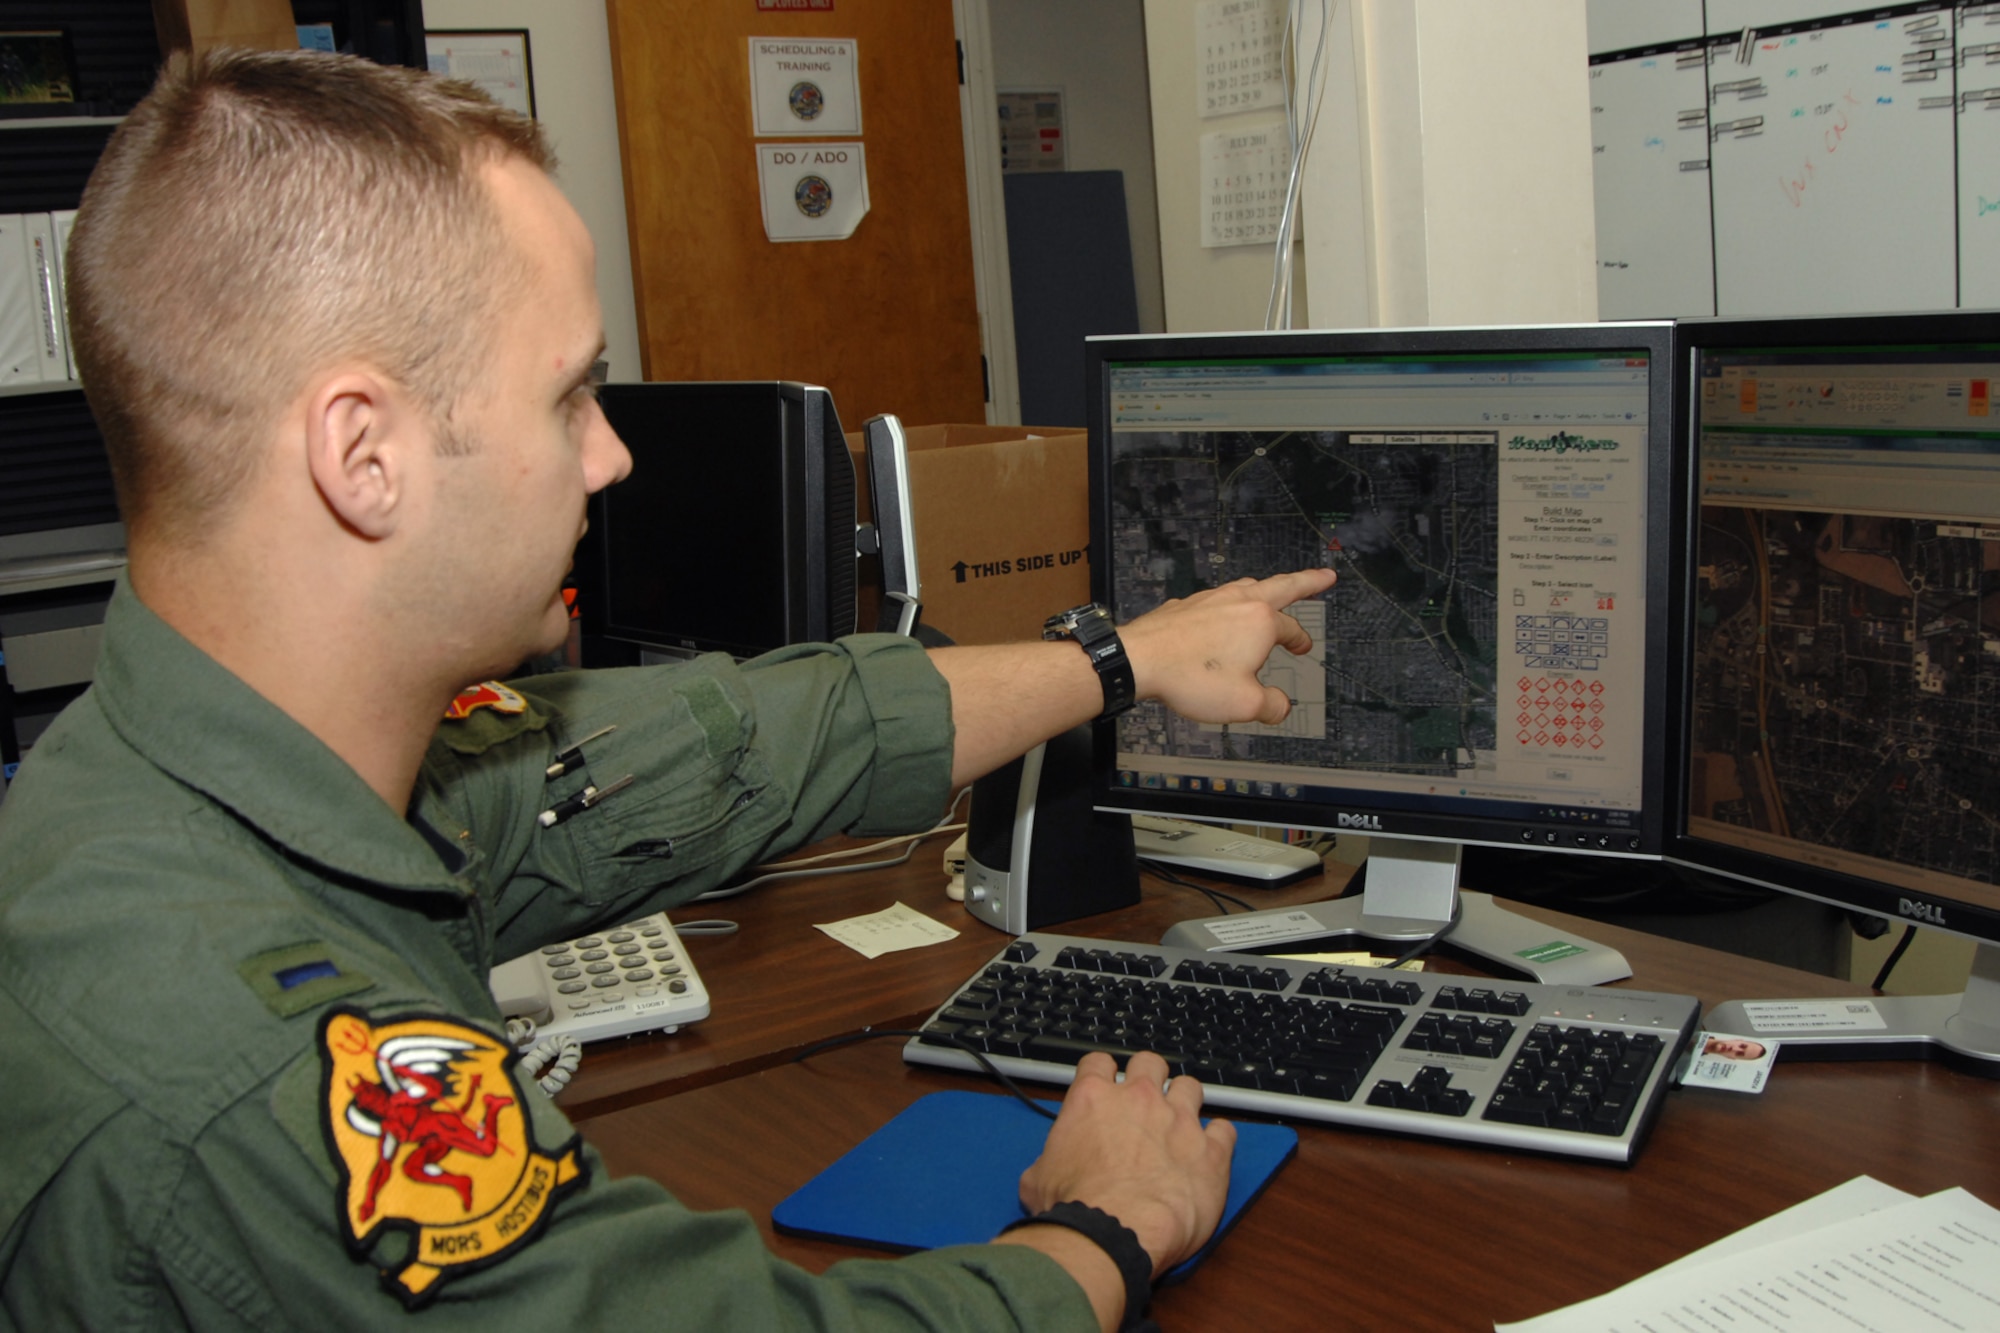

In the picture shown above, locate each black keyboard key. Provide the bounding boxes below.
[1588,1091,1637,1136]
[1484,1087,1554,1127]
[1214,1061,1260,1090]
[1298,1068,1360,1101]
[1022,1035,1129,1066]
[1121,951,1168,977]
[1300,970,1351,998]
[1287,1040,1377,1073]
[1410,1066,1451,1094]
[1258,1063,1305,1094]
[986,1028,1032,1058]
[1612,1050,1654,1088]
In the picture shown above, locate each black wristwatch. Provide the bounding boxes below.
[1043,602,1136,719]
[1000,1201,1156,1332]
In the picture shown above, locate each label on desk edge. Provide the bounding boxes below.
[1516,940,1589,965]
[1737,999,1889,1034]
[1203,910,1323,946]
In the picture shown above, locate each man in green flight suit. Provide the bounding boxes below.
[0,48,1335,1332]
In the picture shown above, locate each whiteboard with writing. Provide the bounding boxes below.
[1591,41,1719,316]
[1587,0,2000,318]
[1710,12,1956,315]
[1963,11,2000,305]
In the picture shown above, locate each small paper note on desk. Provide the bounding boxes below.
[815,902,960,959]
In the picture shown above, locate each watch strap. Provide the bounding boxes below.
[1042,604,1137,719]
[1000,1200,1156,1333]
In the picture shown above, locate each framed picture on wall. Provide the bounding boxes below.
[0,29,78,107]
[424,29,534,119]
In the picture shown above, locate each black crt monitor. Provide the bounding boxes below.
[1087,323,1678,984]
[1675,311,2000,1074]
[575,381,857,663]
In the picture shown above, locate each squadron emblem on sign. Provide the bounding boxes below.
[795,174,834,218]
[789,80,824,121]
[319,1009,584,1306]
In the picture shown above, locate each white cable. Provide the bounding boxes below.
[1266,0,1335,331]
[506,1017,584,1096]
[1270,0,1331,329]
[522,1034,583,1096]
[692,788,974,902]
[692,829,964,900]
[1266,0,1304,329]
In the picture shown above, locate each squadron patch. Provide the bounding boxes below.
[789,80,824,120]
[443,681,527,721]
[318,1008,584,1306]
[795,174,834,218]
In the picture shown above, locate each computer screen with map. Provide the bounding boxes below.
[1678,311,2000,1072]
[1086,323,1676,983]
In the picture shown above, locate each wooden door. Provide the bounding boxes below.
[605,0,987,427]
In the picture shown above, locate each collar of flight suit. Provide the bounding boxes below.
[91,579,476,899]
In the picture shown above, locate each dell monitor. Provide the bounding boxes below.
[575,381,857,663]
[1674,311,2000,1074]
[1087,322,1677,983]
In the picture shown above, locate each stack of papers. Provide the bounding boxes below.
[1498,1177,2000,1331]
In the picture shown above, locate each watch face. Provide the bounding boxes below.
[1045,603,1106,638]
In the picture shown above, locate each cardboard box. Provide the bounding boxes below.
[152,0,301,57]
[847,423,1090,645]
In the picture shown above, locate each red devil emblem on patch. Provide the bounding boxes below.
[318,1009,584,1306]
[443,681,528,721]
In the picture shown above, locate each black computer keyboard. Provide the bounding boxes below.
[903,932,1702,1164]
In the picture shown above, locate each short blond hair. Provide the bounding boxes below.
[67,49,554,546]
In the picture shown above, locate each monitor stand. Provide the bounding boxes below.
[1159,836,1634,985]
[1704,942,2000,1079]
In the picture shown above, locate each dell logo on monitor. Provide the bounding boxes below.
[1899,897,1948,927]
[1336,813,1385,831]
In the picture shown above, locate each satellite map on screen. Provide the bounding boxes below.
[1111,428,1499,778]
[1689,506,2000,887]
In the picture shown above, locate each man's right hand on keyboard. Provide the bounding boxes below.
[993,1051,1235,1329]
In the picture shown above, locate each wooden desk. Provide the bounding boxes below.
[575,901,2000,1330]
[555,847,1349,1118]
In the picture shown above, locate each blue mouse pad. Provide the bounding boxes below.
[771,1090,1296,1283]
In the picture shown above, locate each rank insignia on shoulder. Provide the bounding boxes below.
[444,681,528,721]
[317,1008,585,1306]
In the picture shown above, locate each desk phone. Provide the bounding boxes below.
[489,912,710,1044]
